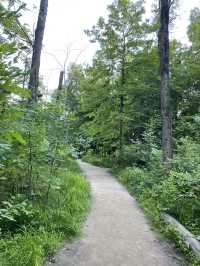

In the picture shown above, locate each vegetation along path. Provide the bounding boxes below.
[51,161,183,266]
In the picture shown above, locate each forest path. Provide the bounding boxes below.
[50,161,184,266]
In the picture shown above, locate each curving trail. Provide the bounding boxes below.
[49,161,184,266]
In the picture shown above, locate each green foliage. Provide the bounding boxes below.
[0,3,91,262]
[64,0,156,155]
[83,152,114,168]
[0,229,61,266]
[150,171,200,228]
[118,166,148,193]
[164,226,200,266]
[2,0,200,264]
[0,88,91,264]
[38,168,90,236]
[115,138,200,236]
[173,137,200,172]
[0,196,34,232]
[188,7,200,50]
[0,163,90,266]
[0,1,31,101]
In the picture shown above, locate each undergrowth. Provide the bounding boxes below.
[0,159,90,266]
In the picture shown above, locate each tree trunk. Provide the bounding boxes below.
[56,71,64,100]
[58,71,64,90]
[27,131,33,199]
[119,95,124,151]
[119,37,126,153]
[28,0,48,103]
[119,65,125,152]
[159,0,172,168]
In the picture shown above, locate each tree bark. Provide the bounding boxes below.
[119,35,126,152]
[58,71,64,90]
[28,0,48,103]
[159,0,172,167]
[27,131,33,199]
[119,63,125,152]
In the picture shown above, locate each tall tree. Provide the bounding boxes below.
[188,7,200,50]
[28,0,48,103]
[86,0,146,152]
[159,0,172,167]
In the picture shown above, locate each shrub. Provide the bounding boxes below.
[117,143,148,166]
[117,163,200,237]
[0,196,34,232]
[149,171,200,230]
[118,167,148,193]
[173,137,200,173]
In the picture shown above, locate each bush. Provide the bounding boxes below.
[118,167,148,193]
[115,160,200,264]
[0,196,34,232]
[117,159,200,239]
[173,137,200,173]
[116,144,147,166]
[148,171,200,231]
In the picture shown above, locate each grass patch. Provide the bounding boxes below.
[0,159,90,266]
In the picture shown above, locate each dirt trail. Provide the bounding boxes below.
[49,161,184,266]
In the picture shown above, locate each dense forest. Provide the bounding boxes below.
[1,0,200,265]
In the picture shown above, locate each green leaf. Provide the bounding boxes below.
[11,131,26,145]
[4,85,30,97]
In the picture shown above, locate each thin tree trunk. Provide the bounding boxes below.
[58,71,64,91]
[56,71,64,100]
[159,0,172,168]
[27,131,33,198]
[119,36,126,152]
[22,57,29,88]
[119,64,125,152]
[28,0,48,103]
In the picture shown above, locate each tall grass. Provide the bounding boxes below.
[0,160,90,266]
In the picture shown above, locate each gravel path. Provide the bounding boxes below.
[49,161,184,266]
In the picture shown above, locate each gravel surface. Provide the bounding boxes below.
[48,161,185,266]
